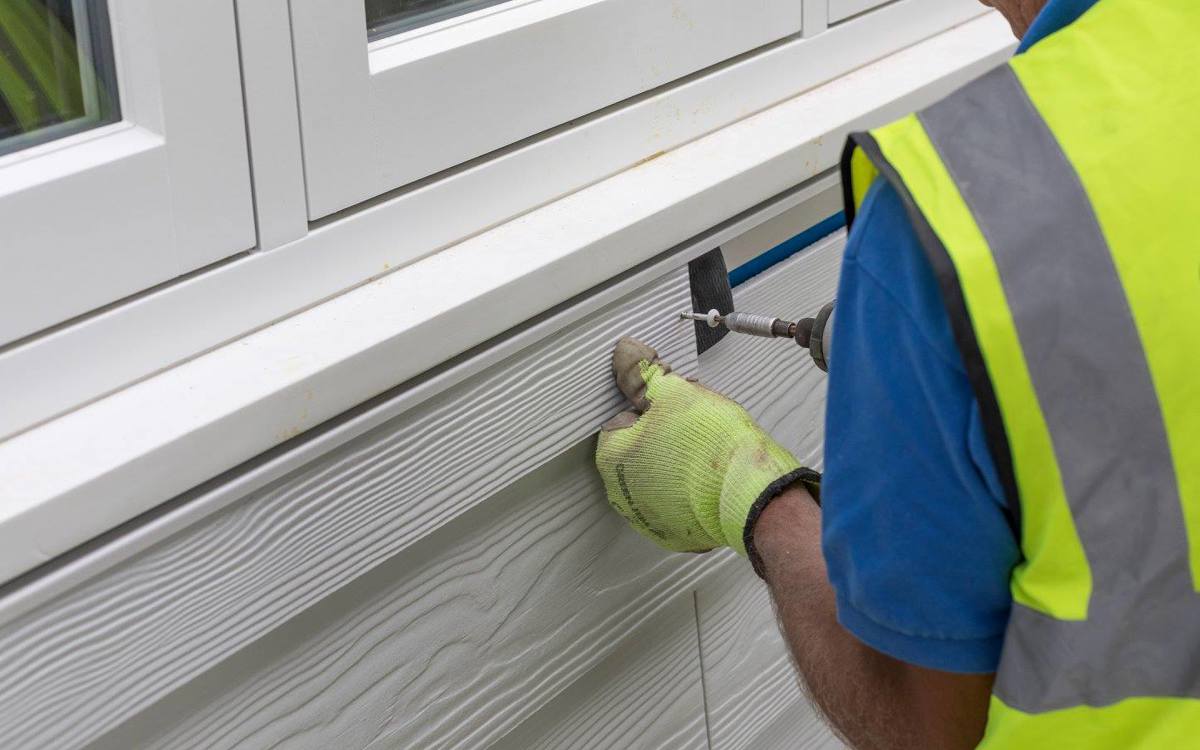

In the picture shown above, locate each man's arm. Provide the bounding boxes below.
[593,332,1003,748]
[753,487,993,750]
[596,182,1014,748]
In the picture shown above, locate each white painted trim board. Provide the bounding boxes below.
[721,179,843,273]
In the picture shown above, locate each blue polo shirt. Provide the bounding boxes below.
[821,0,1100,674]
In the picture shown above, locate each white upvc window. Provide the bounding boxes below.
[0,0,1010,581]
[290,0,805,218]
[0,0,253,345]
[0,0,991,443]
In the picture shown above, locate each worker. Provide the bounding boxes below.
[595,0,1199,747]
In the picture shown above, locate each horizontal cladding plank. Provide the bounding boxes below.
[751,694,847,750]
[87,442,714,750]
[697,232,846,749]
[0,268,698,750]
[488,593,708,750]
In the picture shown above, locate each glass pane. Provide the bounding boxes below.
[0,0,119,157]
[366,0,516,40]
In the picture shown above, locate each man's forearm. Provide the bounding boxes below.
[752,488,993,750]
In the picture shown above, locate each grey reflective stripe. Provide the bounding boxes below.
[917,66,1194,712]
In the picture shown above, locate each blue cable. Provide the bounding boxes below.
[728,211,846,287]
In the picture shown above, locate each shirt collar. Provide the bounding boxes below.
[1017,0,1101,53]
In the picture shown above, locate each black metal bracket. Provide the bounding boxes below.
[687,248,734,355]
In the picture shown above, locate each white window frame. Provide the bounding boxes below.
[0,0,254,345]
[0,0,988,443]
[290,0,806,218]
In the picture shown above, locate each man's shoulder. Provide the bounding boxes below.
[843,178,966,376]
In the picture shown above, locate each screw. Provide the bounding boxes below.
[679,309,722,328]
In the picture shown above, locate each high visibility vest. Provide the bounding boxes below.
[841,2,1200,747]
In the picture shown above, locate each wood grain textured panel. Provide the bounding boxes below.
[696,558,840,749]
[751,694,847,750]
[696,231,847,749]
[0,269,698,750]
[87,442,713,750]
[489,594,708,750]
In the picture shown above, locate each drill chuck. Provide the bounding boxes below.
[804,302,834,372]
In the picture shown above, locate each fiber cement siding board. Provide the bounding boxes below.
[696,231,847,749]
[0,269,697,750]
[86,442,713,750]
[697,558,841,750]
[488,594,708,750]
[752,694,847,749]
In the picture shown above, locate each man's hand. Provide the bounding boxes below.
[594,338,818,566]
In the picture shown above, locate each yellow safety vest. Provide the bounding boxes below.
[842,2,1200,747]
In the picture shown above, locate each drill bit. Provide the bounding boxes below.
[680,309,795,338]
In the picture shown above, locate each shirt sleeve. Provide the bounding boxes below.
[820,178,1020,674]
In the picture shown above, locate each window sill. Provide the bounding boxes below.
[0,13,1013,585]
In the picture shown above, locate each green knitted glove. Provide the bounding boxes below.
[595,338,819,572]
